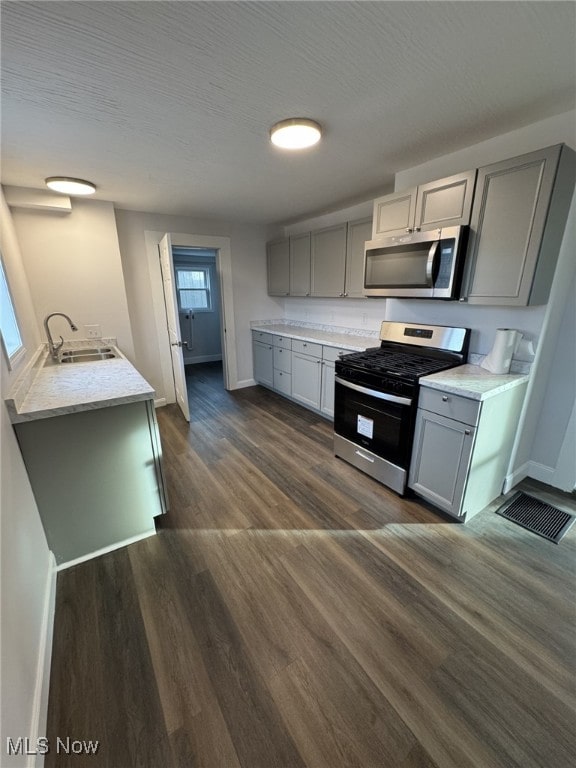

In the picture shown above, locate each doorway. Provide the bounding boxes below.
[171,247,223,368]
[146,230,238,420]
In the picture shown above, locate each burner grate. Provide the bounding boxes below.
[340,348,456,378]
[495,492,575,543]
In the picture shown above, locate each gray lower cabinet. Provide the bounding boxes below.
[409,383,527,520]
[291,339,323,409]
[252,336,274,387]
[372,171,476,239]
[267,238,290,296]
[14,400,167,565]
[252,331,346,420]
[463,144,575,305]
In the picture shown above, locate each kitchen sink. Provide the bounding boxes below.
[44,347,117,366]
[61,352,116,363]
[61,347,113,357]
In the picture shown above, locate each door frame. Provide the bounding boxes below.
[145,231,237,403]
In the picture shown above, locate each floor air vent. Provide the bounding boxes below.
[495,492,575,544]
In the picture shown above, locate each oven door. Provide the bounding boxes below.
[334,376,415,472]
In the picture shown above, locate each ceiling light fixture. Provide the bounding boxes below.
[270,118,322,150]
[45,177,96,195]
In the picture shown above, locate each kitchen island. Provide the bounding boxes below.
[6,343,167,567]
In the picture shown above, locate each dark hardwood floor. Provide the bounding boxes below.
[46,362,576,768]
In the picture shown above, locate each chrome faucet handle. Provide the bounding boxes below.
[54,335,65,352]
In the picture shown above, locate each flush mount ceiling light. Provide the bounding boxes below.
[270,118,322,150]
[45,177,96,195]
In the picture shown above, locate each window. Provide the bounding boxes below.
[175,266,212,311]
[0,255,25,368]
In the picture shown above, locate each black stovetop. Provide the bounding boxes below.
[336,344,462,393]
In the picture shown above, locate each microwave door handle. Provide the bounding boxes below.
[425,240,440,286]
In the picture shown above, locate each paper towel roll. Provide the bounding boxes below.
[480,329,522,374]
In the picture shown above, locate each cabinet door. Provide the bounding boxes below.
[345,217,372,298]
[253,340,273,387]
[414,170,476,231]
[291,351,322,409]
[463,145,564,306]
[289,233,311,296]
[372,188,417,238]
[320,360,335,419]
[409,409,476,518]
[267,238,290,296]
[310,223,348,297]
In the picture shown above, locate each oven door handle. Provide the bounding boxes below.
[335,377,412,406]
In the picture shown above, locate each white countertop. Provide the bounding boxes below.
[251,321,379,352]
[6,344,155,423]
[421,364,529,401]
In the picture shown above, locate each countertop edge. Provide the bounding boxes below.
[420,365,529,401]
[251,322,379,351]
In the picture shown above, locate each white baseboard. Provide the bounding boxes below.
[29,552,57,768]
[154,397,167,408]
[56,529,156,572]
[234,378,256,389]
[526,460,556,486]
[503,461,530,493]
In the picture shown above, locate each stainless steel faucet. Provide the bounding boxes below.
[44,313,78,359]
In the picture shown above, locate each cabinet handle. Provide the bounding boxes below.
[465,429,471,435]
[305,293,310,296]
[406,228,413,234]
[415,227,421,232]
[303,343,307,347]
[442,395,449,402]
[339,292,344,297]
[343,292,348,297]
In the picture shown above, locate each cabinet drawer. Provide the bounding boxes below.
[273,370,292,396]
[252,330,273,345]
[419,387,481,426]
[292,339,322,357]
[273,334,292,350]
[322,345,352,363]
[273,346,291,373]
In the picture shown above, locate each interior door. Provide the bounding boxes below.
[159,233,190,422]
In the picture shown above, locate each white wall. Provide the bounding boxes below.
[9,195,135,361]
[115,209,282,398]
[1,188,54,767]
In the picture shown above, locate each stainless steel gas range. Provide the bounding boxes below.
[334,321,470,495]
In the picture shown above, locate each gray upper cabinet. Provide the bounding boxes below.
[463,144,575,306]
[289,232,311,296]
[311,223,348,297]
[345,217,372,298]
[372,170,476,239]
[267,238,290,296]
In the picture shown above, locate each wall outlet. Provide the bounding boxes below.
[84,324,102,339]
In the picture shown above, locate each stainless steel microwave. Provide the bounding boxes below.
[363,225,468,299]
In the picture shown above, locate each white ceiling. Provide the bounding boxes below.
[2,1,575,225]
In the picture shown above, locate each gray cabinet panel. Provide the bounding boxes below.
[289,233,311,296]
[311,223,348,297]
[345,217,372,298]
[464,144,575,305]
[291,351,322,409]
[409,410,475,518]
[414,170,476,231]
[15,401,164,565]
[373,189,416,238]
[267,238,290,296]
[252,339,273,387]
